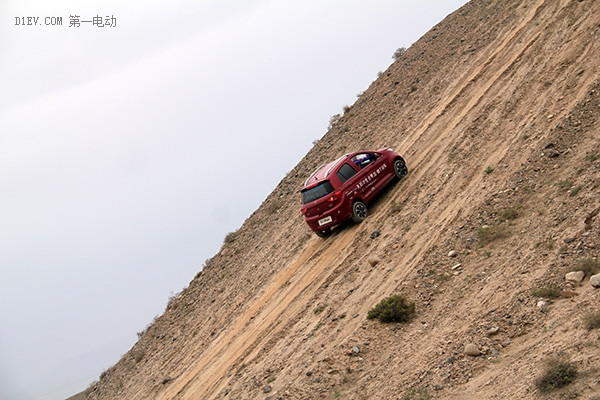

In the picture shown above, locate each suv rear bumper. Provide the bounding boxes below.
[304,201,351,232]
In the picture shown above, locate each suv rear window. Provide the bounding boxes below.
[301,181,334,204]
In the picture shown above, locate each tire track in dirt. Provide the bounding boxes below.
[361,0,575,300]
[157,229,357,399]
[397,0,565,176]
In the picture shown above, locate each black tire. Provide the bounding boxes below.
[351,200,368,223]
[315,230,329,238]
[393,158,408,179]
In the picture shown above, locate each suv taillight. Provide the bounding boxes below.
[327,191,342,203]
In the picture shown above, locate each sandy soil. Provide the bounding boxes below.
[82,0,600,399]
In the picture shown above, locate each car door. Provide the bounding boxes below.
[367,152,393,196]
[350,152,384,203]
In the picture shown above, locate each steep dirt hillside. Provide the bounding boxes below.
[83,0,600,398]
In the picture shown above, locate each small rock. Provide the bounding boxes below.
[465,344,481,356]
[444,356,456,365]
[564,237,576,244]
[537,300,550,311]
[263,384,272,393]
[448,250,458,257]
[451,263,462,270]
[352,346,360,354]
[162,376,173,385]
[590,274,600,288]
[370,231,380,239]
[565,271,585,284]
[368,256,380,267]
[546,149,560,158]
[487,327,500,336]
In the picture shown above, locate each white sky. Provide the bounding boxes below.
[0,1,468,399]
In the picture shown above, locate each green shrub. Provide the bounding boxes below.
[585,154,598,162]
[313,303,327,314]
[223,231,237,244]
[572,258,599,276]
[367,294,415,323]
[569,185,582,196]
[402,387,431,400]
[166,291,180,310]
[393,47,406,60]
[531,285,562,299]
[583,311,600,330]
[477,224,510,246]
[535,356,578,392]
[556,180,573,192]
[448,146,458,160]
[484,165,494,175]
[132,349,145,363]
[328,113,341,130]
[501,206,519,221]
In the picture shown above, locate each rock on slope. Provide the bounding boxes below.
[83,0,600,398]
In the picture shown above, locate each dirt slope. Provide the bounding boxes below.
[82,0,600,398]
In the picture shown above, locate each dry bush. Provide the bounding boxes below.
[535,356,578,392]
[223,231,237,244]
[132,349,145,363]
[572,258,599,276]
[477,224,510,246]
[531,284,562,299]
[393,47,406,60]
[402,387,431,400]
[583,311,600,331]
[367,294,415,323]
[556,180,574,192]
[500,206,519,221]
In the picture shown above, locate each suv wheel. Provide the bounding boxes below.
[393,158,408,179]
[351,200,368,223]
[315,230,330,238]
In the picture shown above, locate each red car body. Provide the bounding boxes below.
[300,148,407,237]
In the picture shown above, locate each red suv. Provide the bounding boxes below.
[300,148,407,237]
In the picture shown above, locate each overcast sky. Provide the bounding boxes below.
[0,1,468,399]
